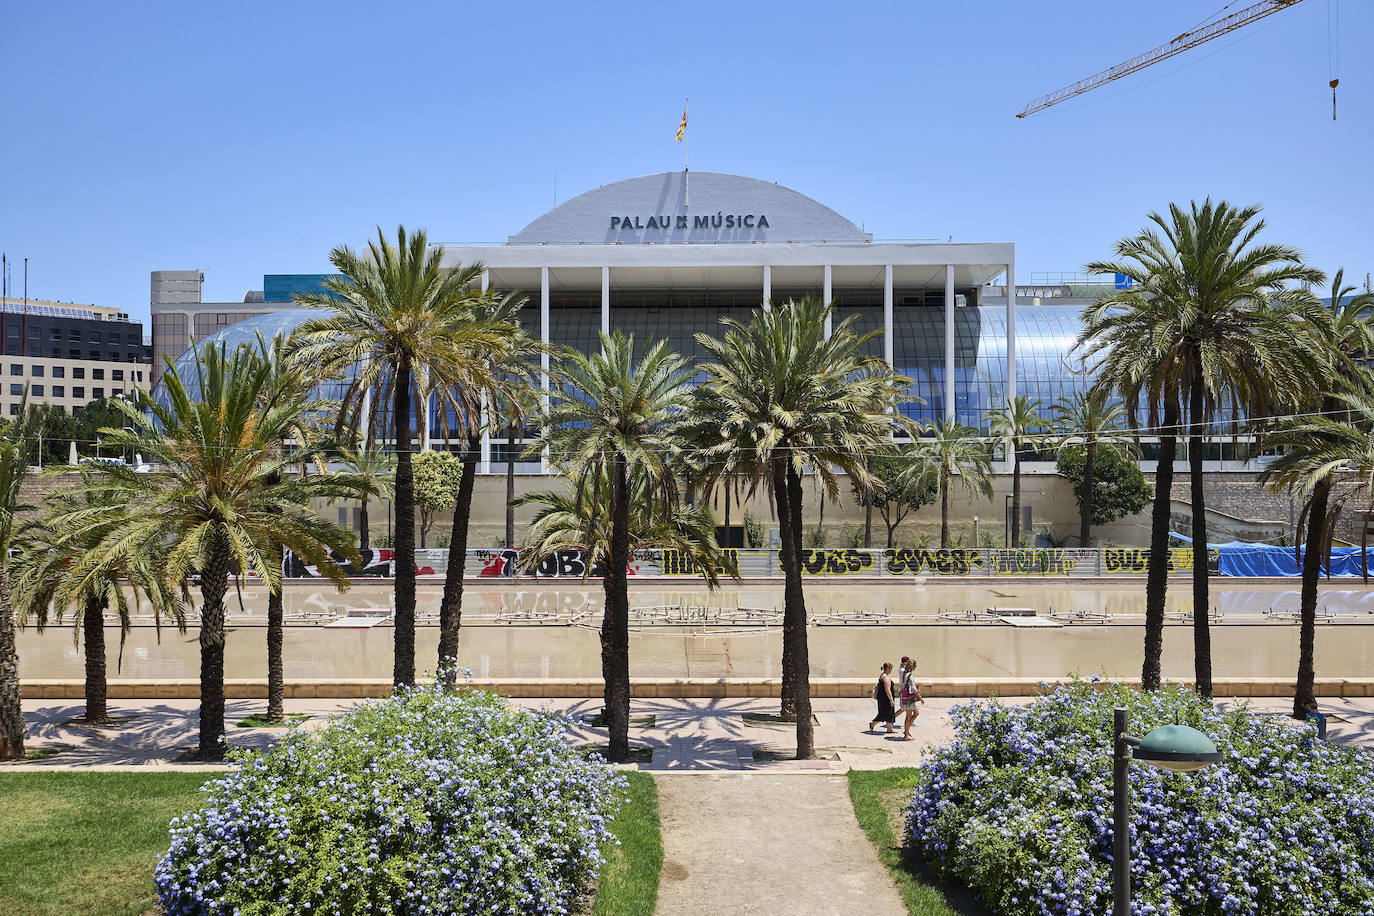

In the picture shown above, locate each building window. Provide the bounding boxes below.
[135,371,143,382]
[90,331,102,343]
[9,364,19,376]
[48,329,60,341]
[93,387,104,399]
[73,386,85,399]
[28,327,39,339]
[88,350,100,360]
[31,384,43,397]
[128,335,140,345]
[9,384,21,395]
[30,365,43,377]
[5,327,17,338]
[112,369,124,381]
[52,366,63,378]
[93,368,105,380]
[69,348,80,359]
[7,404,16,416]
[52,385,64,397]
[68,330,80,341]
[73,367,85,379]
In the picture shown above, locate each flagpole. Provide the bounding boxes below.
[684,97,689,208]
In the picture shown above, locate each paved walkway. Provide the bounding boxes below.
[10,694,1374,771]
[654,773,905,916]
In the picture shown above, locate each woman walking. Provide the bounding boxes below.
[898,656,924,740]
[868,662,897,733]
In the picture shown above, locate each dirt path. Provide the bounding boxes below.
[653,773,905,916]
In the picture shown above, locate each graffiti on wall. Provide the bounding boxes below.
[284,548,445,578]
[660,548,739,577]
[982,549,1079,576]
[473,548,658,578]
[1102,548,1195,574]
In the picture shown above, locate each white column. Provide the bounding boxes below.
[762,264,772,311]
[944,263,955,421]
[601,266,610,337]
[360,385,372,452]
[540,266,550,473]
[883,264,894,368]
[1005,261,1017,473]
[479,268,491,474]
[1005,261,1017,403]
[823,264,833,338]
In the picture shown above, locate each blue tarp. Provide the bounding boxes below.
[1217,544,1374,578]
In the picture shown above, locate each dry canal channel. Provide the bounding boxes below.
[16,580,1374,682]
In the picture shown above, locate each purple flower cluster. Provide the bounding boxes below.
[156,679,627,915]
[907,682,1374,915]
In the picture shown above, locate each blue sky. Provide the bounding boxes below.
[3,0,1369,321]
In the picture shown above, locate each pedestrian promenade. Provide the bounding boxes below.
[10,694,1374,771]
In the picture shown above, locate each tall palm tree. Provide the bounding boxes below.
[1052,391,1137,547]
[339,447,395,552]
[11,472,183,725]
[987,396,1047,548]
[531,332,695,762]
[0,402,39,759]
[290,228,509,687]
[518,464,730,759]
[692,297,912,757]
[70,343,369,761]
[1082,199,1326,697]
[1257,270,1373,720]
[917,417,994,548]
[435,292,542,682]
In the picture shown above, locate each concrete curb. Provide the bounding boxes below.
[20,676,1374,700]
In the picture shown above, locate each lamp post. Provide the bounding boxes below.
[1112,707,1223,916]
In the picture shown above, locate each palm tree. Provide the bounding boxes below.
[692,297,912,757]
[531,331,695,762]
[435,292,541,682]
[290,228,510,687]
[1257,271,1374,720]
[0,402,39,759]
[339,447,395,552]
[11,471,183,725]
[518,464,730,759]
[70,343,369,761]
[1082,199,1326,697]
[1052,391,1137,547]
[987,396,1048,548]
[917,417,993,548]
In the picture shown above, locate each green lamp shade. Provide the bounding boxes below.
[1133,724,1223,772]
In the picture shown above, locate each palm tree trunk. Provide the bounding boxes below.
[392,358,417,688]
[1010,438,1022,547]
[359,499,370,551]
[1080,439,1095,547]
[438,433,481,685]
[266,560,284,724]
[505,422,517,549]
[863,496,873,549]
[1294,476,1331,719]
[776,455,798,721]
[786,459,815,759]
[1189,378,1212,699]
[1142,404,1179,691]
[940,469,950,549]
[0,567,22,759]
[603,453,632,762]
[724,479,732,545]
[82,595,109,724]
[197,534,231,762]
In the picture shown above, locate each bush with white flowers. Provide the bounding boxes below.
[908,681,1374,916]
[157,680,626,915]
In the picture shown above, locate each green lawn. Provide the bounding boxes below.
[847,768,989,916]
[0,771,211,916]
[0,769,662,916]
[593,771,663,916]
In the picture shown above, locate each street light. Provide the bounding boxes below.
[1112,707,1223,916]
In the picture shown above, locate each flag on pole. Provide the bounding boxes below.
[676,106,687,142]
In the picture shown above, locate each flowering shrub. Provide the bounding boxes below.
[157,680,627,915]
[908,682,1374,916]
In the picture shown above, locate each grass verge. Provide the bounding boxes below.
[847,768,988,916]
[0,771,210,916]
[593,772,663,916]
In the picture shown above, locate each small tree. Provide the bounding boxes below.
[850,450,938,547]
[1056,446,1152,529]
[412,450,465,549]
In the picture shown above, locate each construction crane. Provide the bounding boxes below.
[1017,0,1311,118]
